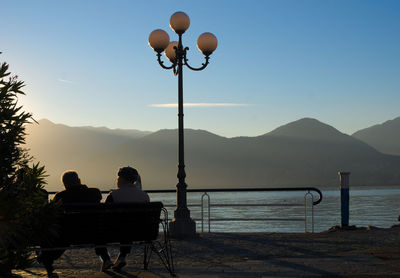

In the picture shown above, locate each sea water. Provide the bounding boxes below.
[52,188,399,233]
[147,188,400,233]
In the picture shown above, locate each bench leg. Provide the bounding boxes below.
[143,208,176,276]
[143,242,152,270]
[150,211,175,276]
[150,241,175,276]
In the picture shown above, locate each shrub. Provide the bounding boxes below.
[0,62,59,276]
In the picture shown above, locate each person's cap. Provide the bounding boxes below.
[117,166,138,183]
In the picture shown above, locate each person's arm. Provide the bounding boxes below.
[52,192,61,203]
[135,174,142,190]
[96,188,102,203]
[144,191,150,202]
[104,192,114,203]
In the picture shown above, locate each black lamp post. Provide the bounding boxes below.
[148,12,217,238]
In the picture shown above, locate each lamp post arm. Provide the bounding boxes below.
[183,48,210,71]
[156,53,176,70]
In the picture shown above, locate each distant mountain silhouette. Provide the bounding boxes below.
[25,118,400,191]
[352,117,400,155]
[25,119,151,189]
[267,118,351,142]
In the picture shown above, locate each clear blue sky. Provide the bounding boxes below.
[1,0,399,137]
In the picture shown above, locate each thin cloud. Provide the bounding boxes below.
[57,78,76,84]
[150,103,252,108]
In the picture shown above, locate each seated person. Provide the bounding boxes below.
[37,171,112,276]
[104,166,150,270]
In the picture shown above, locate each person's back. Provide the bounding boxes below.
[53,184,101,203]
[104,166,150,270]
[105,183,149,203]
[105,166,149,204]
[37,171,107,277]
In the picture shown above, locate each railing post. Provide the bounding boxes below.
[338,172,350,227]
[200,192,210,232]
[311,194,314,233]
[304,192,308,233]
[304,191,315,233]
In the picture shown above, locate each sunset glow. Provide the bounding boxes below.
[1,0,399,137]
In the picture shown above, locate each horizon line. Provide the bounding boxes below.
[149,103,253,108]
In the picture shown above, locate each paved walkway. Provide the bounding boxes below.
[12,226,400,277]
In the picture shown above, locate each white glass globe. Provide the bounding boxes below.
[170,12,190,34]
[164,41,178,62]
[197,32,218,56]
[148,29,170,53]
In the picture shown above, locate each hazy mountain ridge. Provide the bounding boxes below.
[352,117,400,156]
[25,118,400,191]
[266,118,350,141]
[34,119,152,138]
[25,119,152,187]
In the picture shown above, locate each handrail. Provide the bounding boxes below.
[47,187,323,206]
[198,190,317,233]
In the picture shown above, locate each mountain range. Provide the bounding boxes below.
[352,117,400,156]
[24,117,400,191]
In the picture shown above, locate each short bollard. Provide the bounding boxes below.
[338,172,350,227]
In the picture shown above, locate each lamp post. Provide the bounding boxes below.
[148,12,217,238]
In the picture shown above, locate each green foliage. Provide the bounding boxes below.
[0,62,60,276]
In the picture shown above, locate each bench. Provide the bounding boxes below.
[40,202,175,276]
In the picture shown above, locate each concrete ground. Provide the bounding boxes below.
[12,226,400,278]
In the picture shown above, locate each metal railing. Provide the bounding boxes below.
[48,187,322,233]
[195,188,321,233]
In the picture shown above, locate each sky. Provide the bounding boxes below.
[1,0,400,137]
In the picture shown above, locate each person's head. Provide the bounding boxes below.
[61,170,81,189]
[117,166,138,187]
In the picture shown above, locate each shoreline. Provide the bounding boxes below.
[44,185,400,192]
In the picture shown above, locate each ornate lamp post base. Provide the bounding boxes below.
[169,217,196,238]
[169,180,197,238]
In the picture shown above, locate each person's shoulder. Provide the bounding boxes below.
[87,187,102,198]
[79,185,101,199]
[134,187,148,195]
[105,188,118,196]
[52,189,67,201]
[137,188,150,201]
[54,189,67,197]
[87,187,101,193]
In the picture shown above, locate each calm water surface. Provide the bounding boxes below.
[148,188,400,233]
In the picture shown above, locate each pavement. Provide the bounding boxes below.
[11,226,400,278]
